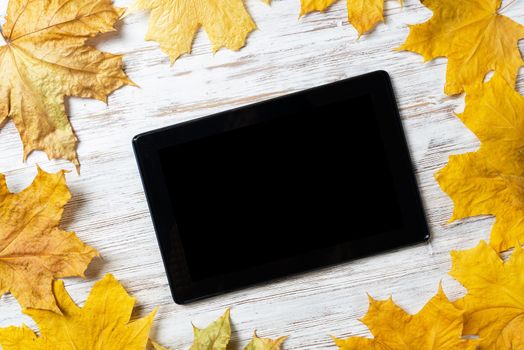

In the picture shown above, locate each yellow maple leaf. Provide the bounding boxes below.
[0,166,98,312]
[450,240,524,349]
[0,0,133,169]
[435,74,524,252]
[0,274,157,349]
[131,0,261,64]
[300,0,403,37]
[244,332,287,350]
[397,0,524,95]
[332,286,477,349]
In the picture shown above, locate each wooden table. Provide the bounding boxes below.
[1,0,523,348]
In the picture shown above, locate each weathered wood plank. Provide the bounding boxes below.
[0,0,523,348]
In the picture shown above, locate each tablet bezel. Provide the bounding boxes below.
[133,70,430,304]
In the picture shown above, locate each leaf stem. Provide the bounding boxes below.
[500,0,518,12]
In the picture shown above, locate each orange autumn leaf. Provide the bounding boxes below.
[300,0,403,36]
[450,241,524,349]
[398,0,524,95]
[0,0,133,169]
[332,286,477,350]
[0,167,98,312]
[131,0,264,64]
[0,274,157,350]
[435,75,524,252]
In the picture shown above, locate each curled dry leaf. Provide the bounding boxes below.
[0,274,157,349]
[0,167,98,312]
[435,74,524,252]
[131,0,264,64]
[332,286,477,349]
[450,241,524,349]
[0,0,134,169]
[300,0,403,37]
[398,0,524,95]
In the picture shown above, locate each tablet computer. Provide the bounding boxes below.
[133,70,429,304]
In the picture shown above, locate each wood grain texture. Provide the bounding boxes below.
[0,0,523,348]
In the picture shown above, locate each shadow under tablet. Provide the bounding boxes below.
[133,70,430,304]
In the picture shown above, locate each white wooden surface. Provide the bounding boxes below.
[1,0,523,348]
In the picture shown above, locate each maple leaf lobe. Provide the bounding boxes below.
[131,0,257,63]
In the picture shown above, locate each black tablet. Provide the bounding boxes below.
[133,71,429,304]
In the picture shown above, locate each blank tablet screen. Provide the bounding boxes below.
[159,95,403,282]
[133,71,429,303]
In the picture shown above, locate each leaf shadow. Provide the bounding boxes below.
[61,189,105,280]
[228,321,243,350]
[87,19,125,48]
[83,257,104,280]
[60,186,86,231]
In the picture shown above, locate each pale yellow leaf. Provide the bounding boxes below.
[244,331,287,350]
[190,308,231,350]
[151,312,287,350]
[131,0,258,63]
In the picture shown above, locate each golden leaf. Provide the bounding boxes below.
[0,167,98,312]
[333,286,477,349]
[450,241,524,349]
[244,332,287,350]
[300,0,402,36]
[0,274,157,350]
[435,75,524,252]
[131,0,260,64]
[397,0,524,95]
[190,308,231,350]
[0,0,133,169]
